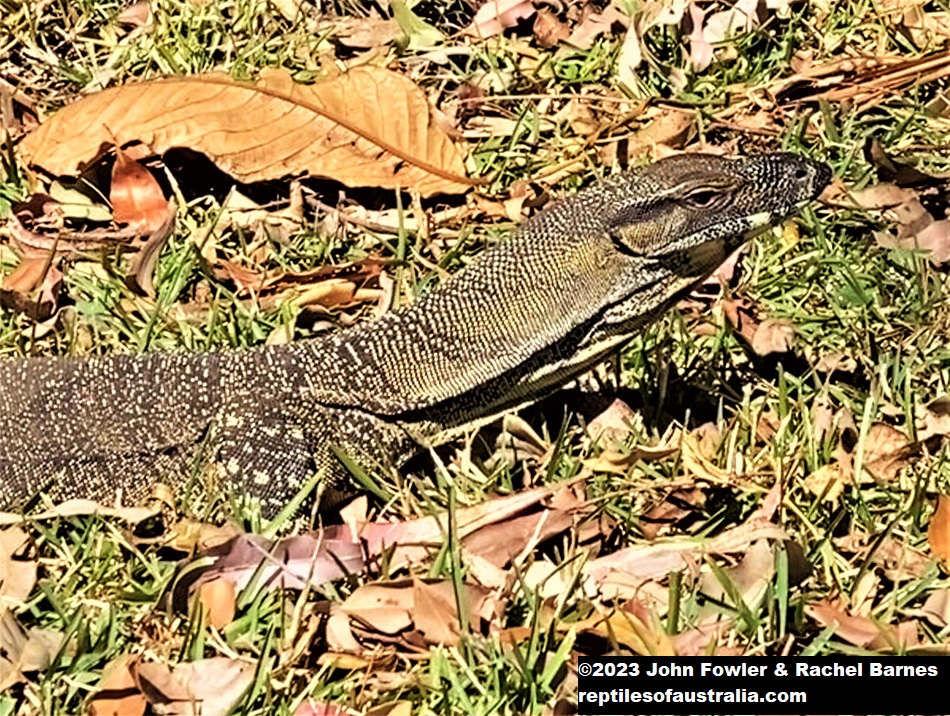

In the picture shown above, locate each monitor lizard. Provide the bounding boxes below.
[0,153,831,515]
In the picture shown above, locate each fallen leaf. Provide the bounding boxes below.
[461,498,576,568]
[639,487,706,539]
[21,67,471,198]
[340,578,492,647]
[575,606,675,656]
[680,430,732,483]
[533,7,569,47]
[466,0,537,37]
[687,2,713,70]
[115,0,152,29]
[0,527,36,606]
[189,529,365,594]
[921,588,950,628]
[702,0,760,45]
[0,254,62,321]
[110,148,170,234]
[412,579,467,645]
[749,318,795,356]
[805,601,918,650]
[89,656,147,716]
[172,658,254,716]
[862,423,915,482]
[917,395,950,440]
[294,702,362,716]
[566,5,627,49]
[198,577,237,630]
[341,582,413,635]
[0,499,160,526]
[133,658,253,716]
[805,601,880,647]
[699,539,775,614]
[722,296,793,356]
[0,612,62,691]
[626,111,694,159]
[866,138,943,187]
[584,518,786,594]
[802,463,847,502]
[929,495,950,566]
[331,16,400,49]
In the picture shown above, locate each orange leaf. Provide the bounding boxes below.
[89,656,147,716]
[198,577,237,630]
[929,495,950,565]
[110,148,170,234]
[21,67,472,198]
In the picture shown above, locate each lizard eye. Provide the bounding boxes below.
[680,188,728,210]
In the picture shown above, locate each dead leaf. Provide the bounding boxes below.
[639,487,706,539]
[7,194,64,250]
[110,148,170,234]
[722,296,793,356]
[412,579,466,645]
[862,423,915,482]
[917,395,950,440]
[461,498,576,568]
[20,67,471,198]
[805,601,918,650]
[188,529,366,594]
[198,577,237,630]
[575,606,675,656]
[466,0,537,38]
[89,656,147,716]
[332,16,400,49]
[358,483,575,570]
[802,463,847,502]
[294,702,362,716]
[921,588,950,628]
[0,254,62,321]
[584,519,787,594]
[340,578,490,647]
[340,581,412,635]
[0,528,36,606]
[929,495,950,566]
[0,612,62,691]
[866,138,943,187]
[533,8,569,48]
[702,0,760,45]
[585,398,641,445]
[686,2,713,71]
[680,430,732,483]
[566,6,627,49]
[0,499,160,526]
[699,539,775,609]
[626,111,694,159]
[750,318,795,355]
[116,0,153,29]
[172,658,254,716]
[133,658,253,716]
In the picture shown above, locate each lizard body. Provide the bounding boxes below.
[0,153,830,513]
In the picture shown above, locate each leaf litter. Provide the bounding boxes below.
[5,0,950,711]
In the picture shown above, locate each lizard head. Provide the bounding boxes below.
[606,152,830,268]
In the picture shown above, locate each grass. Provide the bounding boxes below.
[2,0,950,713]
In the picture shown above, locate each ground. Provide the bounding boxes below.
[1,0,950,714]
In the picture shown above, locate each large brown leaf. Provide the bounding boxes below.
[20,67,472,197]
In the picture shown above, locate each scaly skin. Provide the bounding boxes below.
[0,153,830,514]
